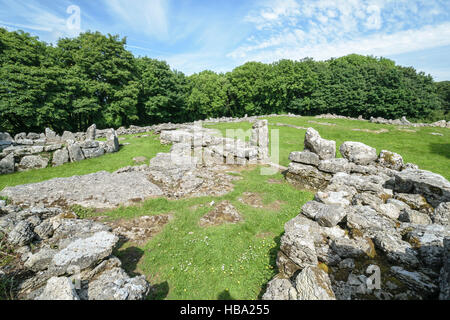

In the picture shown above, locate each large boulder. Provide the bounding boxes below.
[304,128,336,160]
[67,143,85,162]
[339,141,377,165]
[0,153,15,174]
[394,169,450,207]
[105,129,119,153]
[49,231,118,275]
[82,147,105,159]
[18,155,49,171]
[52,148,70,166]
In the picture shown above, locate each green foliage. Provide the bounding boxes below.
[0,28,445,135]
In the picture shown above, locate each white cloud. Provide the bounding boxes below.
[103,0,169,40]
[229,0,450,66]
[229,22,450,63]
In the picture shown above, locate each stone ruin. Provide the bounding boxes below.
[1,115,449,300]
[0,124,120,175]
[0,120,270,300]
[263,128,450,300]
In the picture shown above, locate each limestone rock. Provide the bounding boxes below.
[61,131,75,142]
[378,150,403,171]
[7,220,35,246]
[279,223,318,274]
[262,278,296,300]
[1,170,163,209]
[289,151,320,166]
[294,266,335,300]
[318,158,351,174]
[49,231,118,275]
[314,203,348,227]
[86,124,96,140]
[85,267,149,300]
[394,169,450,207]
[24,247,58,271]
[82,147,105,159]
[0,153,15,174]
[105,129,119,153]
[339,141,377,165]
[18,155,49,171]
[390,266,438,297]
[373,233,419,267]
[67,143,85,162]
[286,162,331,190]
[52,148,69,166]
[433,202,450,226]
[304,128,336,160]
[37,277,80,300]
[398,208,432,225]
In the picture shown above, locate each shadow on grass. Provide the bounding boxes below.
[147,281,169,300]
[429,143,450,159]
[257,234,282,300]
[217,290,235,300]
[114,241,145,277]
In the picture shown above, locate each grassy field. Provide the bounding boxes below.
[0,133,171,191]
[1,116,449,300]
[205,116,450,180]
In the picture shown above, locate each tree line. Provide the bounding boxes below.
[0,28,448,134]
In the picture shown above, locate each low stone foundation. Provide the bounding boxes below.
[264,128,450,300]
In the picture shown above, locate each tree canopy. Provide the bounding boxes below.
[0,28,446,134]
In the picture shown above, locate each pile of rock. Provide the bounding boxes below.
[286,128,417,190]
[0,202,150,300]
[264,128,450,300]
[159,120,270,167]
[370,116,450,128]
[0,125,120,175]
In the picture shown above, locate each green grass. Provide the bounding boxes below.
[101,167,313,300]
[205,116,450,180]
[0,133,171,190]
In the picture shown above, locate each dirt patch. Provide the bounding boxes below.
[97,213,173,245]
[351,128,388,134]
[267,178,283,184]
[256,231,275,239]
[238,192,285,211]
[308,121,336,126]
[398,128,416,133]
[199,201,242,227]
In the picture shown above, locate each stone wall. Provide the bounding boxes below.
[263,128,450,300]
[0,125,120,175]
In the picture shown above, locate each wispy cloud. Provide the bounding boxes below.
[0,0,82,42]
[102,0,169,41]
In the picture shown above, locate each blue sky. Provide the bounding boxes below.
[1,0,450,80]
